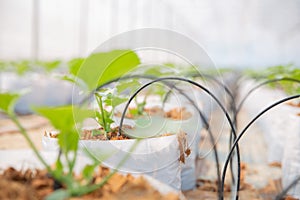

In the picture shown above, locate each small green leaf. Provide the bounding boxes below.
[129,108,139,116]
[14,60,30,75]
[38,60,62,72]
[46,189,70,200]
[82,164,96,180]
[144,67,164,77]
[116,79,141,93]
[104,96,127,108]
[0,93,20,115]
[91,129,103,136]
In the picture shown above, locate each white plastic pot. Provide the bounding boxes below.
[114,100,202,190]
[43,133,184,191]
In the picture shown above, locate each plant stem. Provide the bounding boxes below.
[96,94,108,136]
[10,114,52,172]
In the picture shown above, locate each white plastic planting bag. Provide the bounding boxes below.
[43,133,184,191]
[115,100,202,191]
[162,106,202,191]
[240,81,294,163]
[115,99,202,190]
[282,114,300,199]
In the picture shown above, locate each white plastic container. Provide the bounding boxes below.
[43,133,184,191]
[114,100,202,190]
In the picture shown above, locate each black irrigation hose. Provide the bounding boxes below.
[276,176,300,200]
[118,77,238,200]
[221,94,300,199]
[187,73,236,106]
[236,77,300,114]
[186,72,240,188]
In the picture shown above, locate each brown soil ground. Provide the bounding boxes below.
[0,166,179,200]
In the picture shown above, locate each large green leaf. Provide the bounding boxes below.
[34,106,94,152]
[0,93,20,115]
[75,50,140,90]
[34,106,93,131]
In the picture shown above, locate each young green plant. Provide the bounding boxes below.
[94,89,127,138]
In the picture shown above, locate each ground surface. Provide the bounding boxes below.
[0,108,283,199]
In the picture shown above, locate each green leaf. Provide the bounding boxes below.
[34,106,94,152]
[15,60,30,75]
[91,129,103,136]
[144,66,164,77]
[60,74,88,91]
[104,96,127,108]
[58,131,79,152]
[38,60,62,72]
[0,93,20,115]
[46,189,70,200]
[75,50,140,90]
[68,58,85,76]
[34,106,93,131]
[129,108,139,116]
[82,164,96,180]
[116,79,141,93]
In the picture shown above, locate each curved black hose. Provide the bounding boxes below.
[236,77,300,114]
[118,77,238,200]
[221,94,300,199]
[183,72,240,188]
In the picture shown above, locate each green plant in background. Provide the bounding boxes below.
[245,64,300,95]
[0,59,64,75]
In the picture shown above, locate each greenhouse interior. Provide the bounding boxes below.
[1,0,300,199]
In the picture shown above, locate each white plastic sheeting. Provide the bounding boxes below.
[1,0,300,67]
[240,80,300,198]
